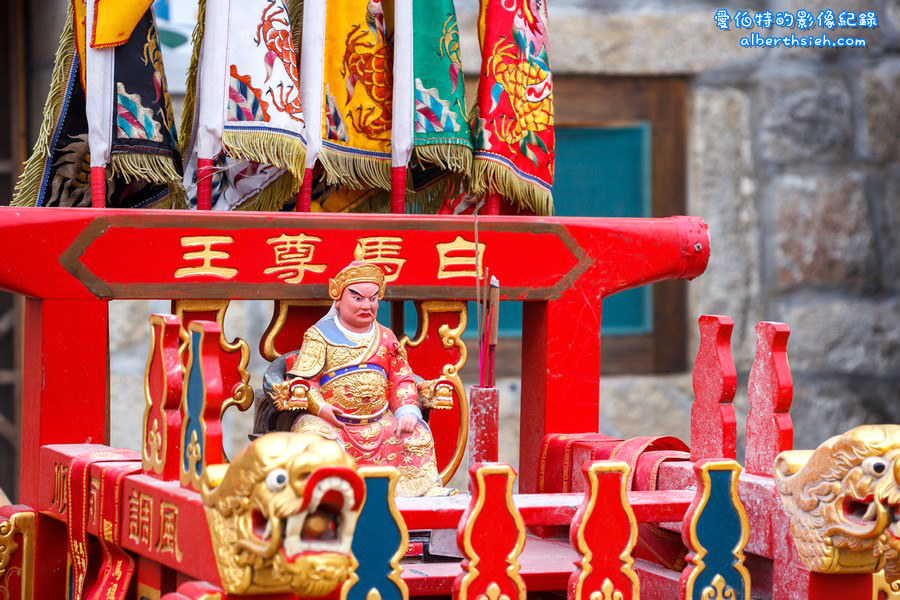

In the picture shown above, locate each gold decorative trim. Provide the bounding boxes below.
[872,570,900,600]
[0,511,35,599]
[143,315,185,475]
[261,300,332,361]
[683,461,750,599]
[137,583,161,600]
[329,262,387,301]
[457,465,526,600]
[173,299,250,390]
[400,301,469,485]
[342,467,409,600]
[573,462,639,600]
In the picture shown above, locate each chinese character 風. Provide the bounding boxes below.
[264,233,327,284]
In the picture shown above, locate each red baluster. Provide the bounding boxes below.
[143,314,184,481]
[745,321,793,477]
[690,315,737,461]
[569,461,639,600]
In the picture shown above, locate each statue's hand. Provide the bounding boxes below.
[395,414,417,436]
[318,404,346,429]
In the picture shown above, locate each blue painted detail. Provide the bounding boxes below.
[316,316,363,347]
[691,468,747,600]
[182,329,206,476]
[321,364,387,386]
[346,475,406,600]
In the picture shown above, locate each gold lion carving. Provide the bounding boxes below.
[202,432,365,595]
[774,424,899,582]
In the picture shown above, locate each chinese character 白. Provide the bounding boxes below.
[775,11,795,28]
[817,9,836,29]
[264,233,327,284]
[715,9,730,29]
[354,237,406,282]
[174,236,238,279]
[436,236,486,280]
[796,10,815,29]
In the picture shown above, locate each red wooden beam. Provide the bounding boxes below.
[396,489,693,531]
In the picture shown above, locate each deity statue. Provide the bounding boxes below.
[267,260,455,497]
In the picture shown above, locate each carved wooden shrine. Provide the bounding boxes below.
[0,207,896,600]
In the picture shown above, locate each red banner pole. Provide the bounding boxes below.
[90,167,106,208]
[196,158,214,210]
[391,166,407,214]
[296,167,314,212]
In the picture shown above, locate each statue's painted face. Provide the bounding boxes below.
[336,282,379,332]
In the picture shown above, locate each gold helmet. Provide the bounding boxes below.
[328,261,386,300]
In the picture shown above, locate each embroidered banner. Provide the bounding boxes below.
[181,0,306,210]
[13,4,182,208]
[471,0,555,215]
[411,0,473,210]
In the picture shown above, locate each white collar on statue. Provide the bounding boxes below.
[333,315,376,345]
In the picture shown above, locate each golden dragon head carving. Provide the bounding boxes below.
[774,424,900,581]
[202,432,365,595]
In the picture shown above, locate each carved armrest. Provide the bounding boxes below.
[417,377,455,411]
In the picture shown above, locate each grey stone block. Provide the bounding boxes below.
[778,293,900,376]
[862,59,900,163]
[758,74,853,163]
[772,170,877,288]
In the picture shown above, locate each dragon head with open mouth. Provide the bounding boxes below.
[775,424,900,582]
[202,432,366,595]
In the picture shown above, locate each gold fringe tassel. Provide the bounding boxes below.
[178,0,206,160]
[155,183,189,209]
[407,173,461,214]
[471,158,553,216]
[319,149,391,191]
[238,170,299,211]
[289,0,303,62]
[222,130,306,178]
[12,5,77,206]
[413,142,472,176]
[110,152,182,185]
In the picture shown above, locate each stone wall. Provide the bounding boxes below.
[20,0,899,482]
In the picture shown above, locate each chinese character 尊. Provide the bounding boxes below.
[837,11,857,27]
[796,10,815,29]
[733,10,753,28]
[174,236,238,279]
[755,10,774,29]
[775,11,795,28]
[817,9,836,29]
[715,9,730,29]
[354,237,406,282]
[264,234,327,284]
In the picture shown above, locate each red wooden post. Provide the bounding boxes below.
[745,321,793,477]
[468,387,499,466]
[690,315,737,461]
[296,167,313,212]
[196,158,214,210]
[569,461,639,600]
[391,166,407,213]
[143,314,185,481]
[91,166,106,208]
[454,463,526,600]
[20,299,108,505]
